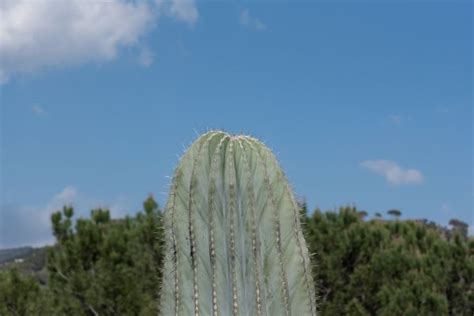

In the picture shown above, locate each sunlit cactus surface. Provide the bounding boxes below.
[159,131,316,316]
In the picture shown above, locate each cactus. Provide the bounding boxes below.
[159,131,316,316]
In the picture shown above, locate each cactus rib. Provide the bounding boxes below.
[160,131,317,316]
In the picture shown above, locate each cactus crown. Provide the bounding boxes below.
[160,131,316,315]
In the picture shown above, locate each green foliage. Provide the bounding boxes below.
[449,218,469,238]
[387,209,402,218]
[160,131,315,315]
[54,200,161,315]
[1,131,473,316]
[0,195,164,315]
[0,269,53,315]
[0,246,49,285]
[0,201,472,315]
[306,206,474,315]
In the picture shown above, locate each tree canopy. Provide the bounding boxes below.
[1,198,472,315]
[387,209,402,218]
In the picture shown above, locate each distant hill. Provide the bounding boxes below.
[0,246,34,264]
[0,246,49,285]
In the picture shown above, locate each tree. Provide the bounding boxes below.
[357,210,368,220]
[449,218,469,238]
[387,209,402,219]
[306,205,473,315]
[0,269,53,315]
[1,200,472,315]
[46,197,163,315]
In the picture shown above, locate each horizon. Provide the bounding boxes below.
[0,209,468,251]
[0,201,469,251]
[1,0,472,248]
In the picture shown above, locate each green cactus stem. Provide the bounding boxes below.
[159,131,316,316]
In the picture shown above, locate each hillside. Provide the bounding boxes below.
[0,246,49,286]
[0,247,34,265]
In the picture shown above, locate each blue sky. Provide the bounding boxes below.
[1,0,472,248]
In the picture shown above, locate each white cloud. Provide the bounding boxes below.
[0,0,198,83]
[109,200,131,218]
[240,9,266,31]
[29,185,78,234]
[158,0,199,24]
[47,186,78,211]
[0,186,78,248]
[360,160,423,185]
[32,105,45,114]
[0,186,133,248]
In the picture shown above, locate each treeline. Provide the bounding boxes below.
[0,196,472,315]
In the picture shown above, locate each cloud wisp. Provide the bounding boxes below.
[389,115,401,124]
[0,186,133,248]
[0,186,78,248]
[360,160,423,185]
[159,0,199,24]
[0,0,198,83]
[32,105,45,115]
[138,48,154,67]
[240,9,266,31]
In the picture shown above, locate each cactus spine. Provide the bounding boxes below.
[160,131,316,315]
